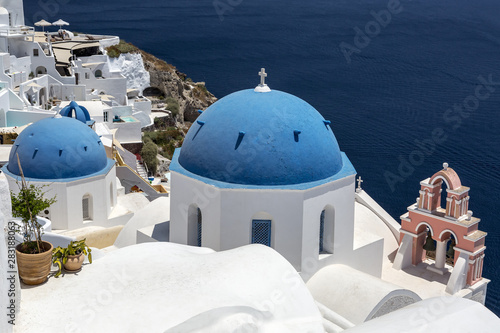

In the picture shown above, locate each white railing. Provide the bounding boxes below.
[0,26,35,37]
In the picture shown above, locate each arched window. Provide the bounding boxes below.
[188,205,202,247]
[82,193,93,221]
[36,66,47,76]
[95,69,102,78]
[109,183,114,208]
[319,210,325,253]
[320,206,335,254]
[197,208,202,247]
[251,220,272,247]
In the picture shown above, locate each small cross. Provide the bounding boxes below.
[443,162,449,170]
[356,176,363,191]
[258,68,267,86]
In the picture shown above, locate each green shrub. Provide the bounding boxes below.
[165,142,176,159]
[11,182,56,254]
[165,97,180,116]
[142,133,154,144]
[196,84,208,94]
[141,140,158,174]
[105,39,138,58]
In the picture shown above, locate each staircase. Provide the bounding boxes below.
[136,160,148,179]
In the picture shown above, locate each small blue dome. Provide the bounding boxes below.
[178,89,343,186]
[7,117,108,179]
[60,101,94,125]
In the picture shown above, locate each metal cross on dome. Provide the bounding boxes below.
[259,68,267,86]
[356,176,363,192]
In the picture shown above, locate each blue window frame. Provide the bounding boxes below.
[197,208,202,247]
[252,220,271,247]
[319,210,325,253]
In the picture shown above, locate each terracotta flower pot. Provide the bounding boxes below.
[63,252,84,272]
[15,241,53,285]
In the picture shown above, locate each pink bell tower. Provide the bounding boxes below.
[393,163,487,294]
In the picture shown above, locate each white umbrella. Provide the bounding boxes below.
[34,19,52,32]
[99,94,115,102]
[52,19,69,29]
[26,82,43,89]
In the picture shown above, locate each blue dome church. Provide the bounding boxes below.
[2,113,118,230]
[170,69,357,273]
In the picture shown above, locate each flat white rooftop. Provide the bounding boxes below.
[0,145,12,165]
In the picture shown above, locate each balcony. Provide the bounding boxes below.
[0,26,35,37]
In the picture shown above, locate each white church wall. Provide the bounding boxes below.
[299,233,383,281]
[198,196,223,250]
[301,175,357,278]
[303,176,356,250]
[5,166,117,231]
[4,177,67,229]
[219,188,305,269]
[170,171,360,273]
[65,169,117,230]
[108,171,117,213]
[170,172,222,250]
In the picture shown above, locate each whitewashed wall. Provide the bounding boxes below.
[170,171,360,274]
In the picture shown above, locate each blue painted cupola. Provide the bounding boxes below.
[60,101,95,126]
[3,117,109,180]
[174,70,351,187]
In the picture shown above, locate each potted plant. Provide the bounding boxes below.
[52,239,92,277]
[11,156,57,285]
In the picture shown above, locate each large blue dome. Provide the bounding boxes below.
[7,117,108,179]
[178,89,344,186]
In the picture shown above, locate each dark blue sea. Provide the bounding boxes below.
[24,0,500,315]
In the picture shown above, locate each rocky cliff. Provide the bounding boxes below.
[139,50,217,123]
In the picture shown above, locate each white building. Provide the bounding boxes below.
[0,0,152,147]
[0,109,140,230]
[170,76,381,278]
